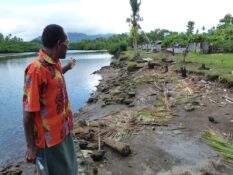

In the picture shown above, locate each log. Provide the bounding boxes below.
[103,138,131,156]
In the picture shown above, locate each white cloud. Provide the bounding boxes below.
[0,0,232,41]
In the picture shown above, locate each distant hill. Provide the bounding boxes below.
[33,32,115,43]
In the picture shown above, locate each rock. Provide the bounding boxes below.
[86,143,99,150]
[90,150,105,161]
[148,61,156,69]
[208,116,218,124]
[112,96,124,103]
[73,127,89,136]
[73,112,79,118]
[161,57,174,63]
[184,104,195,112]
[192,101,200,106]
[77,119,87,127]
[0,166,23,175]
[128,91,136,98]
[123,98,134,105]
[143,58,153,62]
[127,62,143,72]
[87,97,98,104]
[89,121,107,128]
[78,140,89,149]
[119,57,128,61]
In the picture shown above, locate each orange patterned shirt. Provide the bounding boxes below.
[23,49,73,148]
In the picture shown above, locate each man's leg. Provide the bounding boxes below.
[37,133,77,175]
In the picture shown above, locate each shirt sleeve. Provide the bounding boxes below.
[23,65,42,112]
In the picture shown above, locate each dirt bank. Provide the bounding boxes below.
[1,54,233,175]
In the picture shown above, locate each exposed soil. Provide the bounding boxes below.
[1,55,233,175]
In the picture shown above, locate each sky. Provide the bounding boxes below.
[0,0,232,41]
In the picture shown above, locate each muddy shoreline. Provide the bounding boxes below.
[1,53,233,175]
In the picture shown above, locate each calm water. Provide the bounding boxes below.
[0,50,111,167]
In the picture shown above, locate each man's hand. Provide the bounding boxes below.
[69,58,76,69]
[25,146,37,164]
[63,58,76,74]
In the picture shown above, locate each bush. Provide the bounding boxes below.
[108,42,127,57]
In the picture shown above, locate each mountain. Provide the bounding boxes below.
[33,32,115,43]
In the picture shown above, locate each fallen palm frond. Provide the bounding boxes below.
[203,129,233,164]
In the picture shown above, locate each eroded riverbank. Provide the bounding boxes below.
[1,52,233,175]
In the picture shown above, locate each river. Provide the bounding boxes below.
[0,50,112,167]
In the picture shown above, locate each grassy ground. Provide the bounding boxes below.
[122,50,233,82]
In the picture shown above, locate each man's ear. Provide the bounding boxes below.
[57,40,62,48]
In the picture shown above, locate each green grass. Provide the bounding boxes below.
[137,109,171,122]
[172,53,233,81]
[134,75,159,84]
[122,50,168,61]
[203,129,233,164]
[123,50,233,82]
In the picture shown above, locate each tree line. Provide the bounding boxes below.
[0,13,232,55]
[0,34,41,53]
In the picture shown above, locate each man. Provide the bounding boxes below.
[23,24,77,175]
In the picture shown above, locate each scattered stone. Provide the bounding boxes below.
[89,121,107,128]
[77,119,87,127]
[184,104,195,112]
[148,61,160,69]
[87,97,98,104]
[128,91,136,98]
[208,116,219,124]
[90,150,105,161]
[78,140,89,149]
[86,143,99,150]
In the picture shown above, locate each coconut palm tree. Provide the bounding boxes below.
[126,0,143,57]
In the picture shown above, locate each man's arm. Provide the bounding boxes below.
[23,111,37,163]
[62,58,76,74]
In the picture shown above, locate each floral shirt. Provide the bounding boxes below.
[23,49,73,148]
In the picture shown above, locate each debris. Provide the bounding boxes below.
[86,143,99,150]
[90,150,105,161]
[78,140,89,149]
[154,82,163,92]
[87,97,98,103]
[203,129,233,164]
[73,127,90,135]
[81,150,93,158]
[180,66,187,78]
[89,121,107,128]
[103,138,131,156]
[77,119,88,127]
[198,64,210,70]
[222,96,233,104]
[184,104,195,112]
[208,117,218,124]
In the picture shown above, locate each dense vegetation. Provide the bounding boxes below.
[0,34,42,53]
[0,13,232,55]
[69,34,128,56]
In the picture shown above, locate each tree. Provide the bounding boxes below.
[126,0,143,56]
[202,26,205,33]
[186,21,195,34]
[0,33,3,41]
[218,13,233,28]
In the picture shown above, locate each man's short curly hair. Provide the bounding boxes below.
[42,24,66,49]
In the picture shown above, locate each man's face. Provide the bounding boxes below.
[57,36,69,59]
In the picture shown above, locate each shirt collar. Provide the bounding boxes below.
[39,49,57,65]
